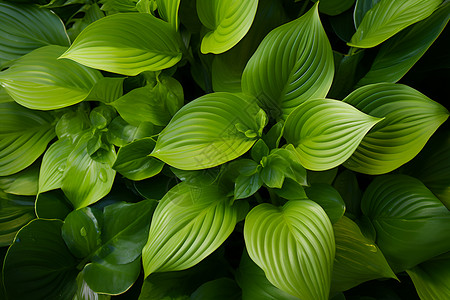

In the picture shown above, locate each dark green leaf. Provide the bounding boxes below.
[191,278,241,300]
[106,116,155,147]
[235,172,263,200]
[35,189,73,220]
[353,0,380,28]
[312,0,355,16]
[333,170,362,218]
[305,183,346,223]
[251,139,269,163]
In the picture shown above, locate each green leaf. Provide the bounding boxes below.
[55,108,91,141]
[260,153,289,189]
[235,172,263,200]
[343,83,449,175]
[113,138,164,180]
[61,132,116,209]
[191,278,241,300]
[357,2,450,86]
[333,170,362,218]
[35,189,73,220]
[244,201,335,300]
[271,178,308,201]
[0,86,13,103]
[331,216,397,293]
[156,0,181,30]
[361,175,450,272]
[142,182,239,277]
[0,45,102,110]
[312,0,356,16]
[67,3,105,42]
[85,77,125,104]
[242,3,334,120]
[305,183,345,223]
[197,0,258,54]
[0,162,39,196]
[0,102,55,176]
[284,99,381,171]
[349,0,443,48]
[151,92,266,170]
[353,0,380,28]
[107,116,154,147]
[251,139,269,163]
[73,273,111,300]
[406,253,450,300]
[0,191,35,246]
[3,219,78,300]
[0,1,70,67]
[60,13,183,75]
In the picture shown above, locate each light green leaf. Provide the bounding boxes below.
[349,0,443,48]
[343,83,449,175]
[305,183,345,223]
[0,45,102,110]
[0,1,70,67]
[156,0,180,30]
[242,3,334,120]
[357,2,450,86]
[235,172,263,200]
[56,108,91,141]
[85,77,125,103]
[142,182,239,277]
[244,201,335,300]
[100,0,139,13]
[106,116,155,147]
[197,0,258,54]
[353,0,380,28]
[284,99,381,171]
[62,132,116,209]
[260,153,289,188]
[251,139,269,163]
[151,92,266,170]
[60,13,183,75]
[331,216,397,293]
[0,102,55,176]
[362,175,450,272]
[35,189,73,220]
[191,278,241,300]
[312,0,355,16]
[0,86,13,103]
[73,273,111,300]
[0,162,39,196]
[3,219,78,300]
[406,253,450,300]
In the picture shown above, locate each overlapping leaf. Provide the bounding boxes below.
[151,92,266,170]
[0,2,69,68]
[305,183,345,223]
[156,0,181,30]
[312,0,355,16]
[0,45,102,110]
[349,0,442,48]
[244,201,335,300]
[242,3,334,120]
[353,0,380,28]
[343,83,449,174]
[0,163,39,196]
[284,99,381,171]
[60,13,182,75]
[197,0,258,54]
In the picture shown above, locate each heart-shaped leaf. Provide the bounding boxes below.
[0,2,70,68]
[242,3,334,120]
[151,92,266,170]
[60,13,182,75]
[142,182,240,277]
[284,99,381,171]
[343,83,449,175]
[156,0,181,30]
[197,0,258,54]
[349,0,442,48]
[244,200,335,300]
[361,175,450,272]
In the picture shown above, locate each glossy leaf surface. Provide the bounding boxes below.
[156,0,180,30]
[305,183,345,223]
[0,163,39,196]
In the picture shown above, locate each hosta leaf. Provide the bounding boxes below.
[406,253,450,300]
[0,45,102,110]
[0,1,70,67]
[61,132,116,209]
[312,0,356,16]
[305,183,345,223]
[0,86,13,103]
[349,0,443,48]
[244,201,335,300]
[35,190,72,220]
[353,0,380,28]
[333,170,362,218]
[73,273,111,300]
[284,99,381,171]
[60,13,182,75]
[156,0,181,30]
[56,108,91,141]
[361,175,450,272]
[85,77,125,104]
[106,116,155,147]
[0,162,39,196]
[151,92,266,170]
[0,102,55,176]
[66,3,105,42]
[343,83,449,175]
[242,3,334,120]
[331,216,396,293]
[191,278,241,300]
[142,182,239,277]
[3,219,78,300]
[357,2,450,86]
[197,0,258,54]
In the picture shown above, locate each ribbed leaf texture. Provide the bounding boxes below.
[284,99,381,171]
[197,0,258,54]
[244,201,335,300]
[241,3,334,120]
[353,0,380,28]
[343,83,449,174]
[60,13,182,75]
[156,0,181,30]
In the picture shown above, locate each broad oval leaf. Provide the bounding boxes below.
[197,0,258,54]
[343,83,449,175]
[0,1,70,67]
[0,102,55,176]
[142,182,240,277]
[361,175,450,272]
[331,216,397,293]
[151,92,266,170]
[244,200,335,300]
[284,99,381,171]
[241,3,334,120]
[305,183,346,223]
[349,0,442,48]
[156,0,181,30]
[3,219,78,300]
[0,45,102,110]
[60,13,182,75]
